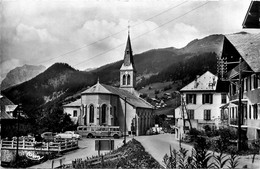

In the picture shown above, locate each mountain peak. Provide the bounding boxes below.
[1,64,46,90]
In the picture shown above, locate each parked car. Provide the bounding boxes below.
[55,131,81,139]
[41,132,56,142]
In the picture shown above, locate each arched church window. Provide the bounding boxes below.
[101,104,107,124]
[89,105,94,123]
[123,75,126,85]
[127,74,130,85]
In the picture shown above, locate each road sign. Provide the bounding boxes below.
[95,139,114,151]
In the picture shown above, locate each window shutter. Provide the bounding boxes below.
[210,94,213,104]
[194,94,196,104]
[202,94,205,104]
[204,110,206,120]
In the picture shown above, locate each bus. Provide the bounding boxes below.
[76,126,122,139]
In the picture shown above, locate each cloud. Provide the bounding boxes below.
[0,0,255,75]
[14,24,59,43]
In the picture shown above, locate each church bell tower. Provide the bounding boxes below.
[120,31,136,94]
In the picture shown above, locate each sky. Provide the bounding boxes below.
[0,0,259,81]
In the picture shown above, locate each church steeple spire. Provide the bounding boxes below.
[120,29,136,93]
[123,31,135,69]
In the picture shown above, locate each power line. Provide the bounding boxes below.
[37,1,188,64]
[73,1,209,67]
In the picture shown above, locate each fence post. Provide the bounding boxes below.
[23,139,25,148]
[59,142,61,152]
[12,140,14,148]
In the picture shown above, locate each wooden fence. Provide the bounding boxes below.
[1,139,78,153]
[58,152,123,169]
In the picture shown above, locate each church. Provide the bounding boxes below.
[63,34,155,136]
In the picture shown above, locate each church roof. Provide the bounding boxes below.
[81,81,113,94]
[180,71,218,92]
[63,99,81,107]
[81,82,153,109]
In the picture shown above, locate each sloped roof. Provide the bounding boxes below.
[123,35,134,67]
[243,0,260,28]
[63,99,81,107]
[180,71,218,92]
[0,94,15,106]
[0,94,15,119]
[1,111,14,119]
[81,81,113,94]
[225,33,260,72]
[81,82,153,109]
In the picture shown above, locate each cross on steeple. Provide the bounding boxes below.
[128,21,130,36]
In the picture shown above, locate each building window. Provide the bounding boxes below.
[249,76,252,90]
[221,94,227,104]
[253,74,258,89]
[258,76,260,88]
[243,104,247,119]
[232,107,234,118]
[73,110,77,117]
[101,104,107,124]
[89,105,94,123]
[186,94,196,104]
[202,94,213,104]
[244,77,247,91]
[114,106,118,126]
[187,109,194,119]
[204,110,211,121]
[127,74,130,85]
[249,105,252,119]
[122,75,126,85]
[253,104,258,119]
[258,104,260,119]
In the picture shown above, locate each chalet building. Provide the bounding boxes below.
[63,34,154,136]
[220,34,260,141]
[0,94,17,119]
[174,71,229,140]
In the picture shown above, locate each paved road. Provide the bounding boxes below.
[135,134,260,169]
[135,134,193,167]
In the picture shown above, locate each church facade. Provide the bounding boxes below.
[63,34,155,136]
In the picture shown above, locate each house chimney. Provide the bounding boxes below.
[194,75,199,88]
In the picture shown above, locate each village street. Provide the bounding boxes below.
[26,134,260,169]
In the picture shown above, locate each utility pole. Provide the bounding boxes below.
[219,57,243,151]
[16,103,22,167]
[124,97,127,145]
[238,57,242,151]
